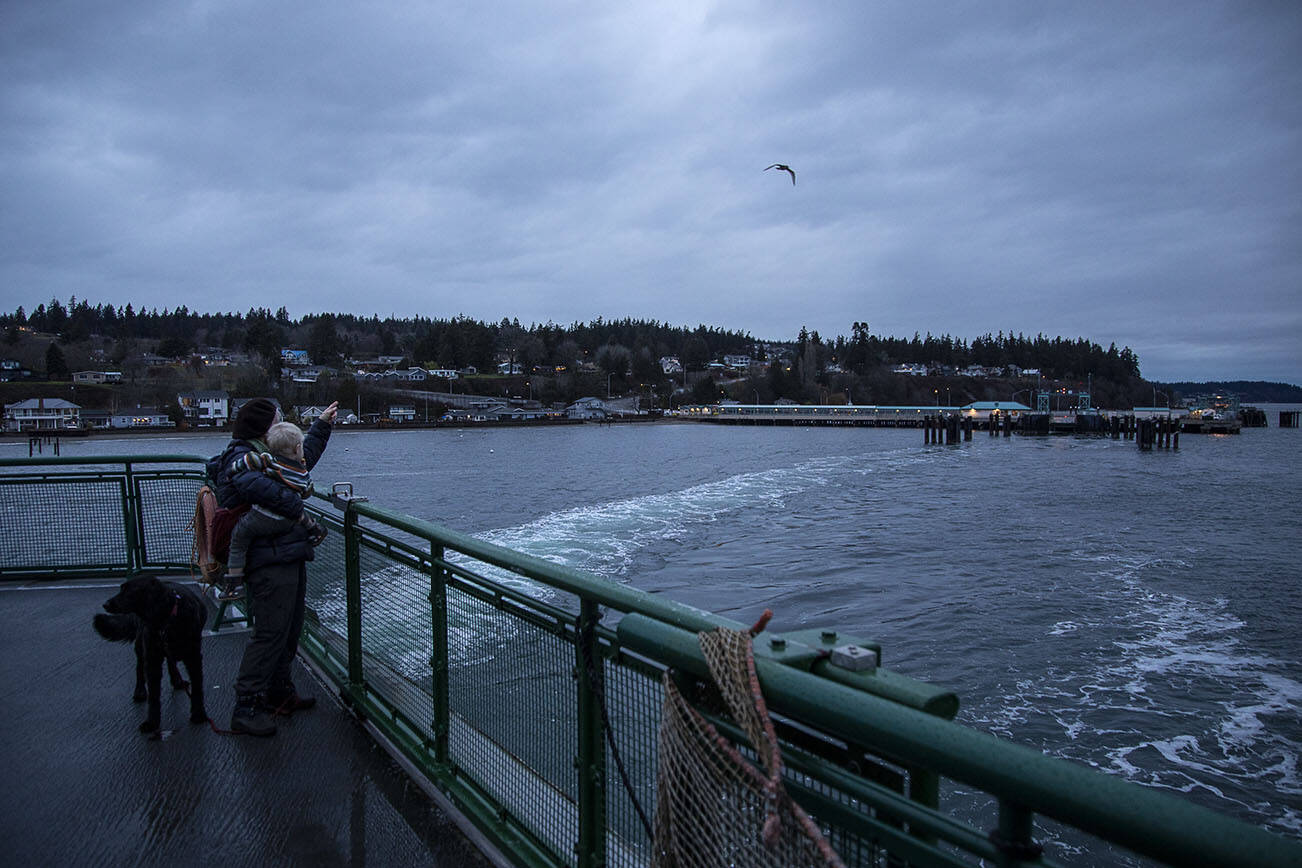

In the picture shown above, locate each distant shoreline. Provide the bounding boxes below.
[0,416,680,440]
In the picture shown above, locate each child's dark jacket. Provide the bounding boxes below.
[206,419,332,570]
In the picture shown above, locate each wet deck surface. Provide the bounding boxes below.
[0,579,496,868]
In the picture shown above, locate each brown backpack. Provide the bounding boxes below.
[189,484,225,585]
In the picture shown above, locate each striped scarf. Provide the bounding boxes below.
[234,451,313,497]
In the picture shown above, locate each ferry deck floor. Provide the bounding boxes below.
[0,578,500,868]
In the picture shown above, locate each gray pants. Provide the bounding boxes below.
[227,508,296,575]
[233,559,308,700]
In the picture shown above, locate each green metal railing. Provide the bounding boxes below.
[1,454,1298,868]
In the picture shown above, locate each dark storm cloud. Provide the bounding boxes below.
[1,1,1298,382]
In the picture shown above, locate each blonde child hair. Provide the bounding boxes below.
[264,421,305,462]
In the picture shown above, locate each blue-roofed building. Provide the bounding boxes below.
[960,401,1032,421]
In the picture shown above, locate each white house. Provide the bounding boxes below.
[4,398,80,432]
[723,355,752,369]
[566,397,608,420]
[177,390,229,427]
[891,364,928,376]
[386,404,416,423]
[280,349,311,365]
[660,356,683,375]
[427,368,459,380]
[111,407,174,428]
[497,362,524,375]
[293,405,333,424]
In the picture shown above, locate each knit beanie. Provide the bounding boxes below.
[232,397,278,441]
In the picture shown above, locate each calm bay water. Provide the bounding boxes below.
[12,406,1300,845]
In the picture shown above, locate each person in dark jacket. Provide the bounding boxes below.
[209,397,338,736]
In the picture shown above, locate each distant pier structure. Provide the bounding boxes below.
[680,402,1032,428]
[1282,411,1301,428]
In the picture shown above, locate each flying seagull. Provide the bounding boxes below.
[765,163,796,185]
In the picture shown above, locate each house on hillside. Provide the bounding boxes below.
[73,371,123,384]
[1,360,32,381]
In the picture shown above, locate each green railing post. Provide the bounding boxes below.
[429,542,450,766]
[121,461,142,574]
[575,599,607,868]
[908,766,940,843]
[990,800,1042,867]
[344,505,365,703]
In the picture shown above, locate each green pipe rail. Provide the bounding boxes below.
[1,454,1298,868]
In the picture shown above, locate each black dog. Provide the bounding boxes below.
[93,576,208,733]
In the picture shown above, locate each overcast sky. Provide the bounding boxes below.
[2,1,1298,383]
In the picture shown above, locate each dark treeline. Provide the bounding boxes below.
[1157,381,1302,404]
[2,299,755,376]
[832,321,1140,381]
[4,299,1139,382]
[3,297,1168,411]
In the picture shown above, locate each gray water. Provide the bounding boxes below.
[11,406,1300,843]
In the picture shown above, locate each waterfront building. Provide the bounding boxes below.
[109,407,173,428]
[566,397,608,420]
[961,401,1033,422]
[3,397,80,431]
[177,389,230,427]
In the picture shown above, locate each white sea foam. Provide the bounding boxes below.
[472,451,888,581]
[972,547,1302,833]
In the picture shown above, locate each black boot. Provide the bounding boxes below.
[230,696,277,736]
[267,684,316,713]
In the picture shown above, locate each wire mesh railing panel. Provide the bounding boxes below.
[0,476,128,571]
[135,474,203,566]
[357,544,436,730]
[446,584,580,865]
[304,510,348,655]
[601,655,662,868]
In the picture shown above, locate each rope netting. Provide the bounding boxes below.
[653,613,847,868]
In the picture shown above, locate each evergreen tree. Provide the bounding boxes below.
[45,342,70,380]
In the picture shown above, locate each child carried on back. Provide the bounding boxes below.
[225,421,327,582]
